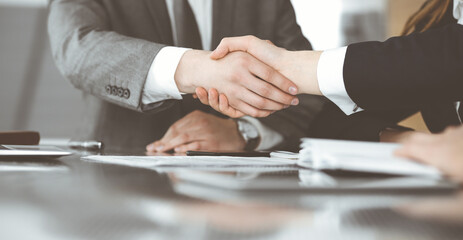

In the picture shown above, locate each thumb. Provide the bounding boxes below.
[210,44,229,60]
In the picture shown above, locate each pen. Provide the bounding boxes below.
[68,140,103,150]
[186,151,270,157]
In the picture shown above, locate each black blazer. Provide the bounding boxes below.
[309,2,462,141]
[343,3,463,133]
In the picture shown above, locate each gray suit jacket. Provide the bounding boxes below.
[48,0,326,152]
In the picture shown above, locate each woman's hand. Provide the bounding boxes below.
[395,126,463,183]
[210,35,323,96]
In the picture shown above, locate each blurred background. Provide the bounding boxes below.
[0,0,427,139]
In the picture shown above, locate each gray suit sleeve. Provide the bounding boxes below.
[257,0,327,152]
[48,0,173,112]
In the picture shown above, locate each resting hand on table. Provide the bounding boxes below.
[146,110,245,153]
[176,49,299,118]
[395,126,463,183]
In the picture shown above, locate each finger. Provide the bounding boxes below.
[248,57,298,96]
[231,99,274,118]
[265,40,275,46]
[218,93,245,118]
[174,141,202,153]
[195,87,210,105]
[210,36,254,60]
[395,142,432,164]
[152,117,196,152]
[146,140,163,152]
[235,87,288,111]
[211,36,283,68]
[208,88,221,111]
[161,133,196,152]
[207,89,245,118]
[192,94,198,99]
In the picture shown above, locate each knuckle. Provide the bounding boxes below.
[262,68,274,81]
[245,35,257,43]
[237,57,249,68]
[248,109,259,118]
[229,70,242,82]
[258,85,272,96]
[169,126,178,135]
[181,133,189,142]
[199,118,209,126]
[254,98,267,109]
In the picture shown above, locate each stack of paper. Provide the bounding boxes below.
[82,155,297,169]
[299,138,441,177]
[82,139,442,178]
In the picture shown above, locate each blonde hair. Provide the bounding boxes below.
[402,0,452,35]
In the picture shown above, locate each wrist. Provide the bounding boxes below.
[235,118,260,151]
[294,51,322,96]
[174,50,204,93]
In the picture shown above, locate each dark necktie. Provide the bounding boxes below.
[173,0,203,49]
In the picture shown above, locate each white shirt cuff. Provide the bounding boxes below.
[454,0,463,24]
[241,116,284,151]
[142,46,191,105]
[317,46,363,115]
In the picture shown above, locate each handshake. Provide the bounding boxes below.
[175,36,323,118]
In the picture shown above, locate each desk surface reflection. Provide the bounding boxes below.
[0,151,462,240]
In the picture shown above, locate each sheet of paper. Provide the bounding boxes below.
[82,155,297,169]
[299,138,442,178]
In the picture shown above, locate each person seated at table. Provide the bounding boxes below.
[194,0,463,182]
[48,0,327,153]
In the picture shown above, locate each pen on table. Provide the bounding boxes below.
[68,140,103,150]
[186,151,271,157]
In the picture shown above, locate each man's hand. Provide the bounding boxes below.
[146,110,246,153]
[395,126,463,183]
[174,49,299,118]
[195,87,245,119]
[210,35,323,96]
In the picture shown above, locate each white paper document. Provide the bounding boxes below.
[299,138,441,178]
[83,139,442,178]
[82,155,297,169]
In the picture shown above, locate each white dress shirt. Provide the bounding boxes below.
[318,0,463,118]
[141,0,284,150]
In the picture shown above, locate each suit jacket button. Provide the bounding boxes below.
[111,86,118,95]
[123,89,130,99]
[105,85,111,94]
[117,88,124,97]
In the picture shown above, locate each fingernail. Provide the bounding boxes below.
[289,87,298,95]
[174,147,181,152]
[291,98,299,105]
[156,145,164,152]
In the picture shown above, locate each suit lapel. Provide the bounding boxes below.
[144,0,174,45]
[211,0,236,49]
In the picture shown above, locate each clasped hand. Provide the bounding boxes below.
[193,35,322,118]
[174,47,301,118]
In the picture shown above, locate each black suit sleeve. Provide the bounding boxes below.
[308,101,417,142]
[344,23,463,111]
